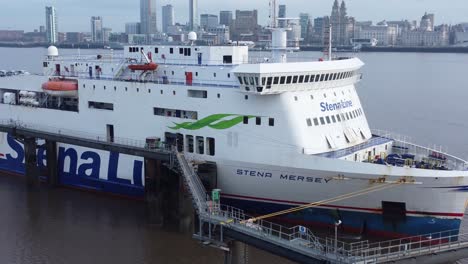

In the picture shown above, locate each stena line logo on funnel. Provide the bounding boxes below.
[320,100,353,112]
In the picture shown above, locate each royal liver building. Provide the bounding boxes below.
[330,0,355,46]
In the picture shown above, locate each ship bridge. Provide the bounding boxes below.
[232,58,364,95]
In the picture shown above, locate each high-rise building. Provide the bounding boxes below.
[39,26,46,33]
[102,28,112,43]
[313,16,330,45]
[299,13,310,40]
[140,0,157,35]
[200,14,218,30]
[278,5,286,28]
[162,5,174,34]
[232,10,258,41]
[219,11,233,28]
[45,6,58,44]
[125,22,141,35]
[330,0,354,46]
[91,16,103,43]
[189,0,198,31]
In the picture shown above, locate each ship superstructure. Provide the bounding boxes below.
[0,4,467,238]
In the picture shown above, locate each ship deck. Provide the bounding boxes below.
[316,132,468,171]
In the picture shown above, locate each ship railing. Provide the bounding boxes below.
[0,119,172,153]
[346,229,467,263]
[45,54,125,63]
[372,129,468,170]
[312,136,393,159]
[56,71,240,89]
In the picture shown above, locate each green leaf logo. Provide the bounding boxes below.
[169,114,255,130]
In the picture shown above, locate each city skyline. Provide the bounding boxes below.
[1,0,467,32]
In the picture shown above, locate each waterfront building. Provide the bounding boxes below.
[400,26,449,46]
[232,10,259,41]
[200,14,218,30]
[330,0,354,46]
[162,5,175,34]
[140,0,158,35]
[91,16,103,43]
[278,5,286,28]
[312,16,330,45]
[0,30,24,42]
[102,28,112,43]
[355,22,397,46]
[207,25,230,44]
[299,13,311,40]
[125,23,141,35]
[189,0,198,31]
[220,11,233,28]
[66,32,84,43]
[45,6,58,44]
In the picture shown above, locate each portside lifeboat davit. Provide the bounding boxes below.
[41,78,78,97]
[128,62,158,71]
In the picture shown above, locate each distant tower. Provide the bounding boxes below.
[219,11,233,28]
[162,5,174,33]
[278,4,286,28]
[189,0,198,31]
[339,1,348,45]
[91,16,103,43]
[140,0,158,35]
[330,0,340,45]
[45,6,58,44]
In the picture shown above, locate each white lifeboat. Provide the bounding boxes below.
[42,78,78,97]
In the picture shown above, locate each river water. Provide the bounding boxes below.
[0,47,468,263]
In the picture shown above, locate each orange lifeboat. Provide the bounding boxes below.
[128,62,158,71]
[42,78,78,97]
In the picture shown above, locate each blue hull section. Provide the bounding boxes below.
[0,158,145,198]
[222,197,461,238]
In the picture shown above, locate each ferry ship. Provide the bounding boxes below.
[1,3,468,239]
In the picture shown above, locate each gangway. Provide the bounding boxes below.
[174,152,468,264]
[1,119,468,263]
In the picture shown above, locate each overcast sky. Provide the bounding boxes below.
[2,0,467,32]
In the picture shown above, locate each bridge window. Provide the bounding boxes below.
[315,75,320,82]
[256,117,261,125]
[313,118,319,126]
[179,48,184,54]
[155,48,159,54]
[293,76,298,83]
[331,116,336,123]
[304,75,310,83]
[306,118,312,127]
[223,55,233,64]
[243,116,249,124]
[280,76,286,84]
[326,116,331,124]
[320,74,325,82]
[273,77,280,84]
[170,48,174,54]
[336,114,341,122]
[88,101,114,111]
[325,74,330,81]
[320,117,325,125]
[238,77,243,84]
[286,76,292,84]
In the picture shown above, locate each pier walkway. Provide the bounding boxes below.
[1,119,468,263]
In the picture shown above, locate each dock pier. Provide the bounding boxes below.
[2,119,468,264]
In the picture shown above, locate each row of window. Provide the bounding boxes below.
[242,116,275,127]
[184,135,215,156]
[162,70,232,79]
[83,84,224,99]
[238,71,358,88]
[307,108,364,127]
[154,107,198,120]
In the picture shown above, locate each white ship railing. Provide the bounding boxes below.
[372,129,468,171]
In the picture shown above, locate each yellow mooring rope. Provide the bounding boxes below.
[239,180,405,224]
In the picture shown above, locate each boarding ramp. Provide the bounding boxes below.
[175,151,468,264]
